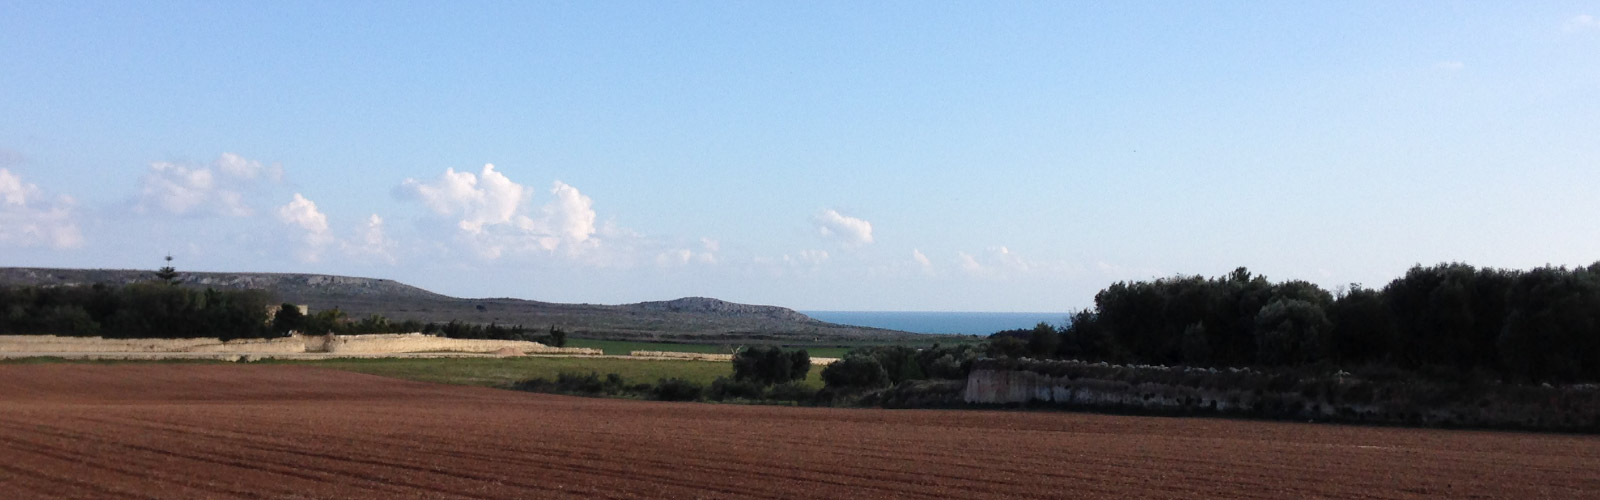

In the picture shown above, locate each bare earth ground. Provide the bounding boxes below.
[1,365,1596,499]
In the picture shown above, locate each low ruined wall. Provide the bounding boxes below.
[0,334,601,356]
[963,368,1254,412]
[0,335,306,354]
[963,361,1600,432]
[629,351,734,361]
[626,351,836,365]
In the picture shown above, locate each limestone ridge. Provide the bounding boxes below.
[0,267,920,340]
[0,268,447,302]
[629,297,813,322]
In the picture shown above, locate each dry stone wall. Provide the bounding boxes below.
[0,333,601,356]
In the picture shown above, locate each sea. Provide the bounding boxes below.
[801,311,1071,336]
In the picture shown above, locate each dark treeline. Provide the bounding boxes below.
[999,264,1600,384]
[1,283,568,346]
[0,283,275,340]
[418,321,568,347]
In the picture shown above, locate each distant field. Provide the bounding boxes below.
[270,356,825,390]
[1,354,826,389]
[566,339,739,356]
[565,337,970,358]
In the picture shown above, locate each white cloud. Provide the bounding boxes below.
[278,193,396,264]
[815,209,873,246]
[1433,60,1465,71]
[656,237,721,267]
[400,164,527,234]
[1565,14,1598,32]
[0,168,83,249]
[958,251,983,273]
[534,181,597,249]
[277,193,334,261]
[912,249,933,270]
[794,249,830,265]
[348,214,397,264]
[399,165,608,260]
[215,152,283,181]
[956,246,1057,278]
[137,153,280,217]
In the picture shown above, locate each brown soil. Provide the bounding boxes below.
[1,364,1595,499]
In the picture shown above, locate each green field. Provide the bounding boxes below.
[564,338,953,359]
[274,356,825,389]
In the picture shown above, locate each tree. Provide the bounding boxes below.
[1253,298,1332,366]
[544,325,567,347]
[1328,285,1397,365]
[1026,322,1060,358]
[821,354,890,389]
[271,304,306,336]
[155,255,180,285]
[732,346,810,386]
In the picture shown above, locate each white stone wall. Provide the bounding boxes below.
[0,333,601,356]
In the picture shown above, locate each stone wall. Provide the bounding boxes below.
[0,333,601,356]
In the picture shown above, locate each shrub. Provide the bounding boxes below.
[765,381,818,403]
[732,346,810,386]
[708,377,765,401]
[652,378,704,401]
[822,355,890,389]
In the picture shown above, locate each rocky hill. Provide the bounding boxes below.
[0,268,921,342]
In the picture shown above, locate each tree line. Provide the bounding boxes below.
[0,283,276,341]
[0,283,567,346]
[997,263,1600,384]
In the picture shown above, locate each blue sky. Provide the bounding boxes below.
[3,2,1598,312]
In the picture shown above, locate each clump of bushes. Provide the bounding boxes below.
[732,346,809,385]
[822,343,983,391]
[513,372,709,402]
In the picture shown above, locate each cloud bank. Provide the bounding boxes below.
[0,168,82,249]
[137,153,282,217]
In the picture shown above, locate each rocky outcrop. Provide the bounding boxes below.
[628,297,813,322]
[0,268,447,301]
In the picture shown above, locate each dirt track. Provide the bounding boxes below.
[1,365,1596,499]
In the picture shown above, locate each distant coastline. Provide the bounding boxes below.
[802,311,1070,336]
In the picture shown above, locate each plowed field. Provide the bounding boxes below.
[1,365,1595,499]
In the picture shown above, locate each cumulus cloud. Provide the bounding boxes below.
[656,237,720,267]
[0,168,83,249]
[534,181,597,249]
[815,209,873,246]
[791,249,830,265]
[215,152,283,181]
[912,249,933,270]
[957,251,983,273]
[400,164,527,234]
[1566,14,1598,32]
[398,165,604,259]
[957,246,1051,278]
[137,153,281,217]
[277,193,397,264]
[348,214,397,264]
[277,193,334,261]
